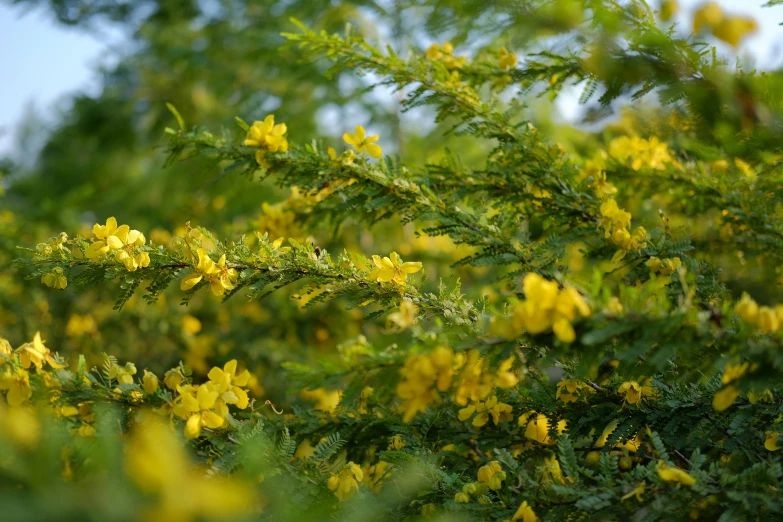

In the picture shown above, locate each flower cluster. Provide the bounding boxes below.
[646,256,682,276]
[735,293,783,335]
[396,346,458,422]
[181,247,239,297]
[608,135,676,171]
[171,360,251,439]
[599,199,647,262]
[458,395,513,428]
[327,462,364,501]
[693,1,757,48]
[556,379,595,403]
[712,361,749,412]
[86,217,150,271]
[512,273,591,343]
[425,42,466,69]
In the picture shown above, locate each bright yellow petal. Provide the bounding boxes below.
[365,143,383,158]
[180,273,203,291]
[184,414,202,439]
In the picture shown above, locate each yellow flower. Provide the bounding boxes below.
[425,42,465,69]
[389,434,405,450]
[556,379,594,404]
[765,432,781,452]
[164,367,184,390]
[595,420,641,452]
[85,217,119,259]
[397,346,459,422]
[506,501,538,522]
[519,413,566,444]
[513,273,591,343]
[722,361,749,385]
[0,403,40,447]
[656,460,696,486]
[125,412,252,520]
[108,361,137,385]
[386,299,419,330]
[497,47,518,70]
[300,387,341,413]
[646,256,682,275]
[244,114,289,153]
[143,370,159,395]
[454,491,470,503]
[757,306,781,334]
[16,332,66,370]
[618,380,655,407]
[621,481,646,502]
[42,267,68,289]
[343,125,382,158]
[495,356,519,389]
[659,0,678,22]
[0,366,33,406]
[181,248,238,296]
[421,503,437,517]
[173,384,225,439]
[748,389,773,404]
[366,252,422,286]
[735,293,759,322]
[327,462,363,501]
[713,385,739,412]
[109,226,149,272]
[208,359,251,410]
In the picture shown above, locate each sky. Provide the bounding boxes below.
[1,0,782,157]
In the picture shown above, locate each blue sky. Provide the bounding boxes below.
[1,1,782,156]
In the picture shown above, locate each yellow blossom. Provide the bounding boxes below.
[618,380,656,407]
[164,367,184,390]
[621,481,646,502]
[497,47,518,70]
[173,383,225,439]
[0,366,33,407]
[42,267,68,289]
[556,379,594,404]
[495,356,519,389]
[713,385,739,412]
[16,332,66,370]
[244,114,289,153]
[366,252,422,286]
[659,0,678,21]
[125,412,252,520]
[343,125,382,158]
[300,387,341,413]
[504,501,538,522]
[181,248,238,296]
[519,413,566,444]
[512,273,591,343]
[389,434,405,450]
[765,432,781,452]
[0,403,40,447]
[646,256,682,276]
[386,299,419,330]
[143,370,159,395]
[327,462,363,501]
[656,460,696,486]
[108,361,137,385]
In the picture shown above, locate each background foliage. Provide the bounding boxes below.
[2,0,783,521]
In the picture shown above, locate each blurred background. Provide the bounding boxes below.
[1,0,782,408]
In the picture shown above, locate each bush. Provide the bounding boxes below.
[3,1,783,521]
